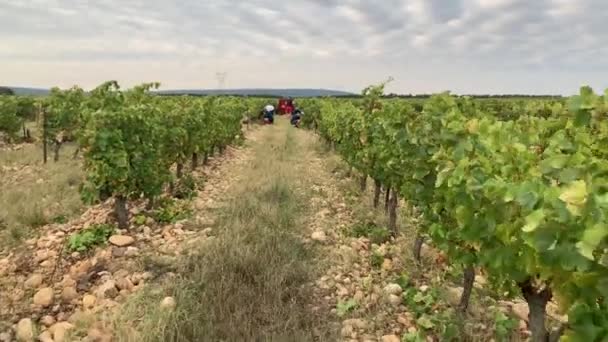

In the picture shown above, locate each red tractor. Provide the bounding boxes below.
[277,97,294,115]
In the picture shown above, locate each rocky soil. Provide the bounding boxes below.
[0,140,250,341]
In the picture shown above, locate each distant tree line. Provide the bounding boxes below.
[335,93,564,99]
[0,87,15,95]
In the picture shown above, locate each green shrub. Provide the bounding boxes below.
[133,214,147,226]
[370,251,384,269]
[153,198,191,224]
[0,96,22,142]
[351,221,391,244]
[336,299,358,317]
[67,224,114,252]
[174,174,197,200]
[52,214,68,224]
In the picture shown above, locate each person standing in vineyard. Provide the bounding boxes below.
[291,108,303,127]
[263,104,275,124]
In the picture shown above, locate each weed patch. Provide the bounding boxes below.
[67,224,115,252]
[350,221,391,244]
[370,251,384,269]
[336,299,358,317]
[152,198,191,224]
[173,174,197,200]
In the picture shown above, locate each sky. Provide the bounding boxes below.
[1,0,607,95]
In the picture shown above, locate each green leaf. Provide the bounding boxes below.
[413,292,426,303]
[435,168,451,188]
[515,183,539,209]
[559,180,588,216]
[576,224,608,260]
[540,155,569,174]
[416,315,435,329]
[522,209,545,233]
[336,299,358,317]
[574,111,591,127]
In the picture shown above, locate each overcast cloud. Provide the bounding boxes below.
[1,0,606,94]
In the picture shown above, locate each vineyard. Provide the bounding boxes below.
[0,82,251,230]
[299,83,608,341]
[0,82,607,342]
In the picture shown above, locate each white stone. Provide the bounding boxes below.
[311,231,327,242]
[33,287,54,307]
[24,274,43,289]
[109,235,135,247]
[160,297,176,310]
[16,318,33,342]
[383,283,403,296]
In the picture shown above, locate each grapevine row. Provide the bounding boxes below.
[303,84,608,341]
[1,82,247,228]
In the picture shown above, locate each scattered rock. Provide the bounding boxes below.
[40,315,56,327]
[111,247,126,258]
[56,312,69,322]
[382,258,393,271]
[382,335,400,342]
[83,294,97,309]
[340,324,354,338]
[49,322,74,342]
[383,283,403,296]
[61,276,76,289]
[397,314,411,327]
[24,274,43,289]
[475,275,487,287]
[40,260,55,268]
[16,318,33,342]
[125,246,139,257]
[70,260,92,280]
[350,240,367,251]
[388,294,402,306]
[419,285,429,293]
[115,277,134,291]
[33,287,54,307]
[519,319,528,331]
[87,328,112,342]
[445,287,463,306]
[512,302,529,322]
[0,332,11,342]
[12,289,25,302]
[160,297,176,310]
[336,285,349,297]
[343,318,367,330]
[95,280,118,299]
[109,235,135,247]
[38,331,53,342]
[35,250,52,263]
[61,287,79,302]
[113,269,129,279]
[311,231,327,242]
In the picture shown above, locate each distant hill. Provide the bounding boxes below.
[155,88,355,98]
[2,87,354,98]
[3,87,50,96]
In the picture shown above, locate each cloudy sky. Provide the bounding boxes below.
[1,0,607,94]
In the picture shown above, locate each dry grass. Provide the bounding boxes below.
[0,142,83,251]
[113,120,336,341]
